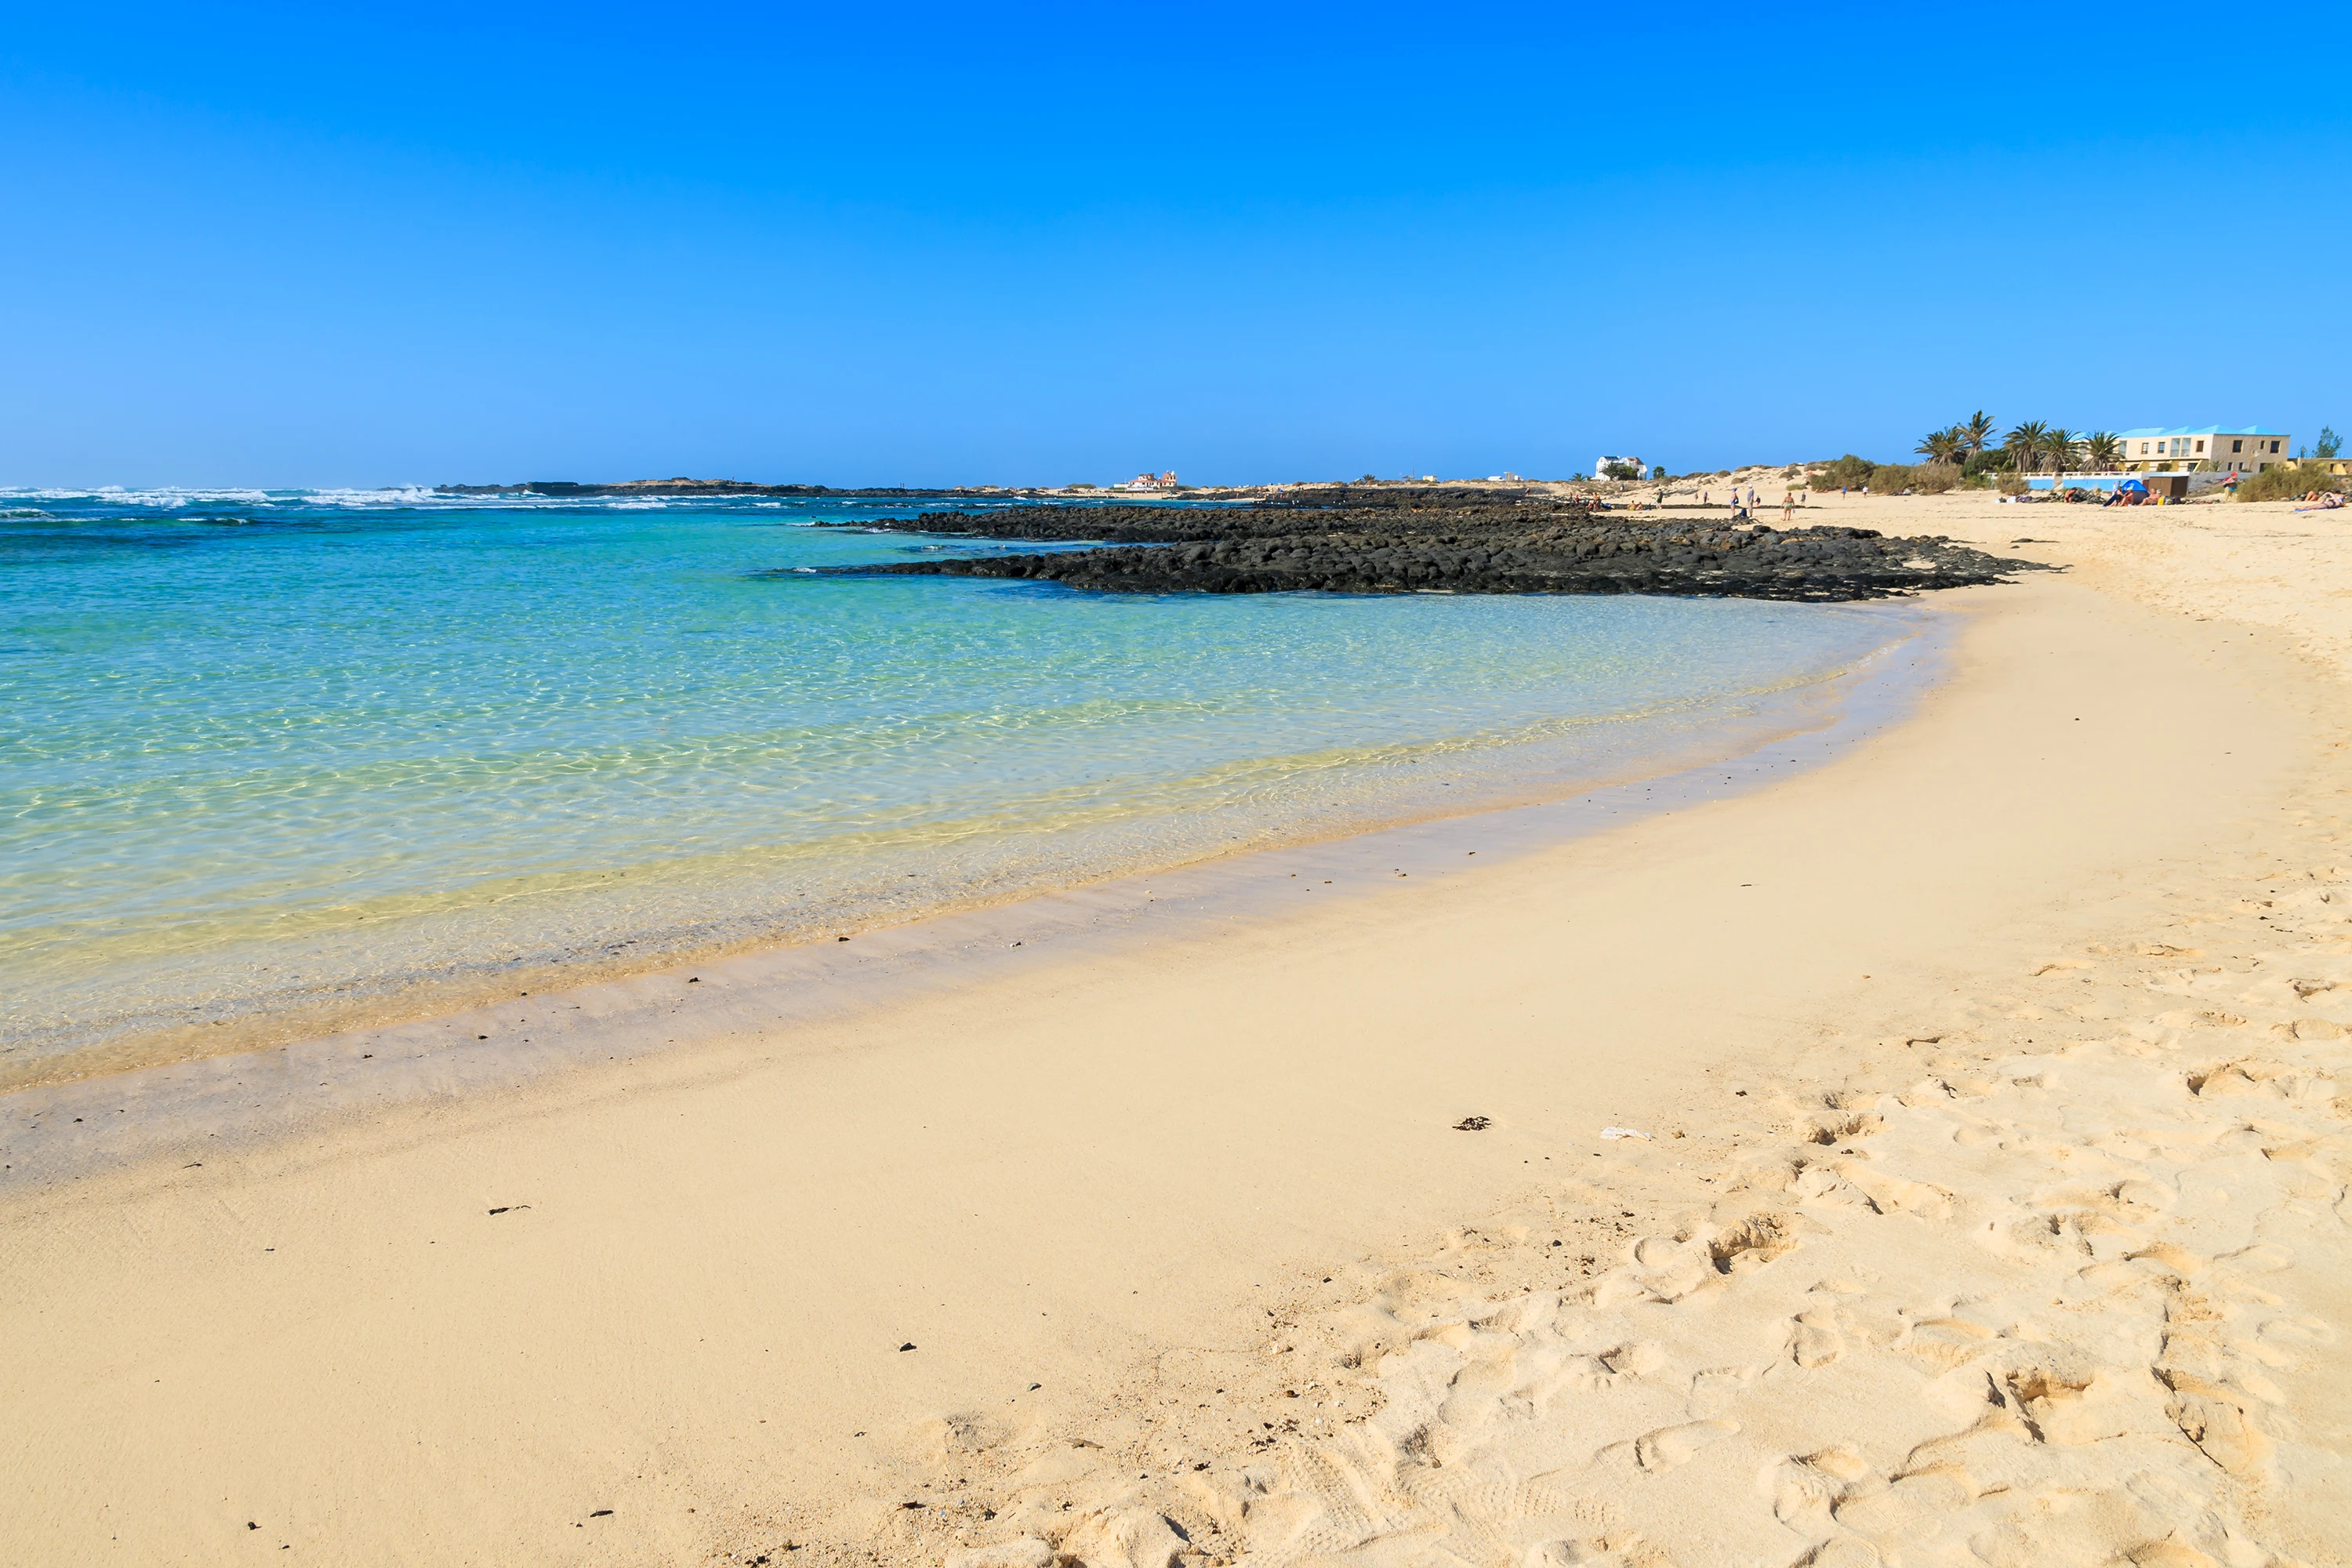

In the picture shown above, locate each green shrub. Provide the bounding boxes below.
[1802,458,1958,494]
[2234,463,2346,503]
[1857,463,1951,494]
[1809,453,1877,489]
[1962,448,2012,477]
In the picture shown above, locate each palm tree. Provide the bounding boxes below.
[2045,429,2081,477]
[1961,410,1997,460]
[1915,426,1962,464]
[2004,420,2049,474]
[2083,431,2123,471]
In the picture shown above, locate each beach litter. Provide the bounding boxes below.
[1600,1127,1650,1140]
[1453,1116,1491,1131]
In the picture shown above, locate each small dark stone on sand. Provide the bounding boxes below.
[1454,1116,1491,1131]
[590,1508,612,1517]
[898,1341,916,1351]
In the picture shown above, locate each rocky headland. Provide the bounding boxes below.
[818,489,2040,602]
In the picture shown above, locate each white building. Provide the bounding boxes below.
[1593,456,1644,480]
[2114,426,2289,474]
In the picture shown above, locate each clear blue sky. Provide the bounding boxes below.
[6,2,2345,488]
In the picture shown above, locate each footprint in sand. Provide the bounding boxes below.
[1761,1444,1870,1528]
[2187,1058,2292,1096]
[1830,1463,1980,1537]
[1523,1537,1652,1568]
[1614,1418,1738,1473]
[2160,1370,2274,1474]
[1790,1310,1846,1368]
[1804,1113,1886,1146]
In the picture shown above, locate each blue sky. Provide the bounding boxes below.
[6,2,2346,488]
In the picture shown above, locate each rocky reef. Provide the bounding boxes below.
[818,493,2038,602]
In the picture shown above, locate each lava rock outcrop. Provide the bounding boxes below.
[812,494,2038,602]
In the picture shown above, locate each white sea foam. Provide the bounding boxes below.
[0,486,848,514]
[301,486,444,507]
[2,486,281,507]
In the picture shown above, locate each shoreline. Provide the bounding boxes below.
[2,601,1945,1187]
[2,598,1934,1103]
[5,497,2349,1566]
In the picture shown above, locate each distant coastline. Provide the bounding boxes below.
[434,477,1010,499]
[428,476,1535,503]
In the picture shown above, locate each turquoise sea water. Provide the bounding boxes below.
[2,488,1916,1069]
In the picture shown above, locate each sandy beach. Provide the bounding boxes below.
[5,492,2349,1567]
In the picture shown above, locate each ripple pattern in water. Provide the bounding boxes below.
[0,488,1915,1065]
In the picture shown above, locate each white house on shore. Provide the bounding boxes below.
[2115,426,2289,474]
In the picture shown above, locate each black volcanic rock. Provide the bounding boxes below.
[807,494,2040,603]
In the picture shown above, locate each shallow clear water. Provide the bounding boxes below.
[1,487,1915,1066]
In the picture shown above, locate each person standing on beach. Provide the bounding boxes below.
[1781,490,1795,523]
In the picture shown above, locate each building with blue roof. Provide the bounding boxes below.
[2114,426,2289,474]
